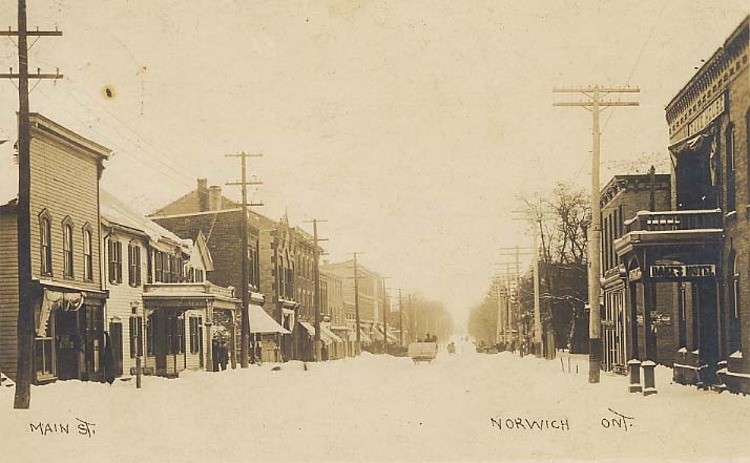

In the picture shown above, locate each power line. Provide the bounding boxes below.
[302,219,328,361]
[225,151,263,368]
[0,0,62,410]
[553,85,639,383]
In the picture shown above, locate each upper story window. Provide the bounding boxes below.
[726,123,736,212]
[152,250,183,283]
[62,217,74,278]
[82,224,93,281]
[39,210,52,276]
[108,239,123,284]
[128,242,142,287]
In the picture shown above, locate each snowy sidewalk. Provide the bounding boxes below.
[1,349,748,462]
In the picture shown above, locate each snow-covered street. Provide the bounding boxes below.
[1,340,748,462]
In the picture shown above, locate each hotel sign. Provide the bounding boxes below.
[687,93,726,136]
[649,264,716,280]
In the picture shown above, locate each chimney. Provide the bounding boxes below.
[197,178,209,211]
[208,186,222,211]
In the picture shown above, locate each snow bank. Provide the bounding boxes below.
[1,344,747,462]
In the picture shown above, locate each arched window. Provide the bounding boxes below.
[62,217,74,278]
[39,211,52,275]
[725,123,736,212]
[82,225,93,281]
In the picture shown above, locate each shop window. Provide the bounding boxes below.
[34,337,54,378]
[82,225,93,281]
[167,314,185,355]
[146,315,155,356]
[39,211,52,276]
[730,253,742,353]
[189,317,201,354]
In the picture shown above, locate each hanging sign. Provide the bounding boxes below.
[649,264,716,279]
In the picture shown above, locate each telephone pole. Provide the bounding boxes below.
[303,219,328,361]
[350,252,363,350]
[381,277,390,353]
[226,151,263,368]
[512,204,552,357]
[397,288,404,347]
[553,85,639,383]
[532,232,542,357]
[408,294,414,343]
[1,0,62,410]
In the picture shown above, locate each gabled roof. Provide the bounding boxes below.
[101,189,184,248]
[149,187,240,217]
[192,230,214,272]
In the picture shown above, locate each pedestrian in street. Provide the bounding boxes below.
[219,340,229,371]
[322,343,329,361]
[255,341,263,364]
[103,332,116,384]
[212,338,220,372]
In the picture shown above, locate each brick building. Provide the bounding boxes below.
[615,16,749,393]
[149,180,294,363]
[600,171,671,374]
[321,270,351,357]
[100,190,240,377]
[320,259,388,351]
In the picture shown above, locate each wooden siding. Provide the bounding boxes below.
[103,229,148,376]
[28,134,102,292]
[0,213,19,379]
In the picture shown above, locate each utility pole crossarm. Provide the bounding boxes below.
[553,83,639,383]
[0,71,63,79]
[0,28,62,36]
[9,0,63,410]
[553,86,640,93]
[553,101,639,107]
[224,150,264,368]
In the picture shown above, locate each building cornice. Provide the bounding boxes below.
[665,16,749,136]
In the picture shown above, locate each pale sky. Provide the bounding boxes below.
[0,1,747,329]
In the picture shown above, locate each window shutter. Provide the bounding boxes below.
[108,240,115,283]
[116,242,123,284]
[136,247,142,286]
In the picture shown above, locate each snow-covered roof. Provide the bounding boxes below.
[101,189,184,248]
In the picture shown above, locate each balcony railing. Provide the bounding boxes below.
[144,281,236,298]
[624,209,723,233]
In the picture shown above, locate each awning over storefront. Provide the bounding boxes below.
[37,288,85,337]
[370,329,384,342]
[385,329,399,344]
[331,326,353,341]
[320,325,343,345]
[359,329,372,344]
[250,305,290,334]
[299,321,316,337]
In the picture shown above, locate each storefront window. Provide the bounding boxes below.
[34,337,54,377]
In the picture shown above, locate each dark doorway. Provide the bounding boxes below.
[82,305,104,382]
[109,321,124,377]
[55,309,80,380]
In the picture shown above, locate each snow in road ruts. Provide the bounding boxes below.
[1,340,747,462]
